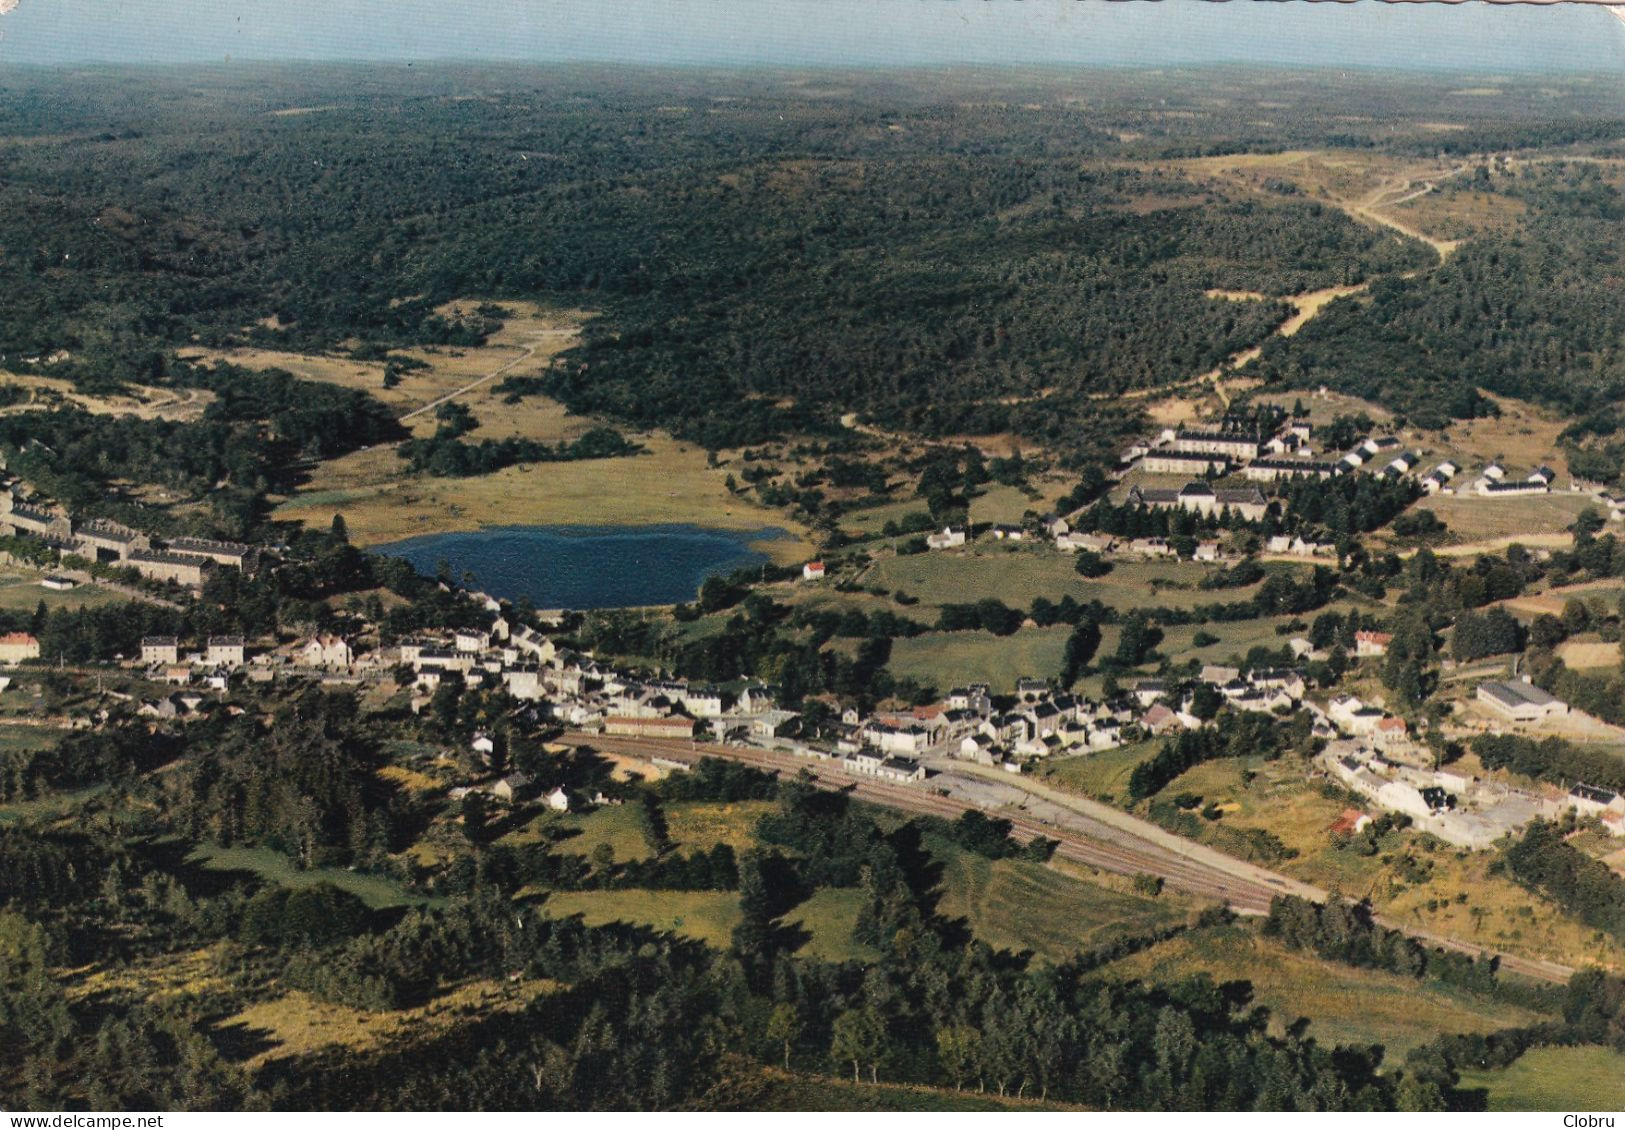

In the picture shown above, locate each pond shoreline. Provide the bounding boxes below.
[373,523,792,611]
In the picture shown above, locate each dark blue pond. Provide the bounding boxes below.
[373,524,784,609]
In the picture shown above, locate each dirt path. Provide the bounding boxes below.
[398,328,572,423]
[1342,164,1472,261]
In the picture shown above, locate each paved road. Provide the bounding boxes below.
[560,730,1576,983]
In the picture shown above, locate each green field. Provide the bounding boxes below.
[783,888,882,964]
[665,800,774,853]
[0,574,131,613]
[885,625,1071,693]
[936,851,1183,962]
[1037,741,1161,803]
[543,803,657,862]
[1101,925,1544,1056]
[186,845,436,909]
[0,783,106,827]
[865,550,1251,613]
[541,888,743,948]
[0,723,61,753]
[1457,1046,1625,1112]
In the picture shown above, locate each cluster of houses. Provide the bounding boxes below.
[1321,734,1622,848]
[1471,463,1557,498]
[2,488,259,588]
[395,619,806,748]
[843,680,1126,772]
[1309,671,1615,847]
[1320,740,1556,850]
[1123,420,1421,487]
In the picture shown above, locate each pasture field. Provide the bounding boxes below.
[783,888,880,964]
[935,851,1183,962]
[864,549,1262,613]
[884,625,1071,694]
[730,1068,1078,1111]
[186,301,588,438]
[539,888,741,949]
[0,722,60,753]
[1100,924,1545,1056]
[215,980,554,1069]
[543,803,657,863]
[1038,741,1161,803]
[1413,492,1594,547]
[1457,1046,1625,1112]
[0,783,104,828]
[276,433,813,566]
[1497,578,1624,620]
[252,300,813,564]
[185,845,435,910]
[664,799,774,853]
[0,574,130,613]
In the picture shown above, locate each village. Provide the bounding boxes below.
[2,402,1624,851]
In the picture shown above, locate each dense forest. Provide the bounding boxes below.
[1248,164,1625,430]
[0,64,1524,463]
[8,729,1611,1113]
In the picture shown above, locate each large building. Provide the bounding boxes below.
[1243,457,1340,482]
[206,636,247,668]
[165,537,258,572]
[1127,482,1268,522]
[1,496,72,540]
[1140,450,1231,476]
[75,519,149,562]
[127,549,212,587]
[1171,429,1263,460]
[604,715,697,739]
[1476,679,1569,723]
[141,636,180,665]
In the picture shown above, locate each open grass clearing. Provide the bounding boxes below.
[539,888,741,949]
[216,979,554,1068]
[186,844,436,910]
[864,549,1257,613]
[732,1067,1079,1111]
[783,887,880,964]
[935,850,1182,962]
[0,372,215,423]
[275,432,813,566]
[0,782,105,827]
[664,799,773,854]
[541,803,656,863]
[0,574,132,613]
[1413,492,1593,547]
[1457,1045,1625,1112]
[1101,924,1544,1056]
[1037,740,1161,803]
[885,625,1071,694]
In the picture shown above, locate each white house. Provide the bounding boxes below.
[545,786,571,812]
[204,636,245,668]
[300,634,353,671]
[1354,630,1393,658]
[802,561,826,581]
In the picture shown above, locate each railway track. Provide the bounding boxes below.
[560,731,1577,982]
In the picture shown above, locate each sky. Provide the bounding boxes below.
[1,0,1624,71]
